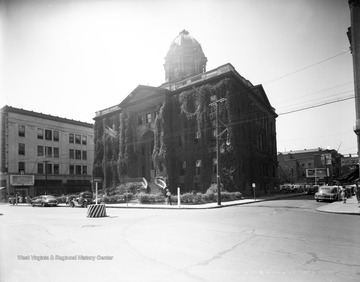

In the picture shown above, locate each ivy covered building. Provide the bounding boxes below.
[93,30,278,195]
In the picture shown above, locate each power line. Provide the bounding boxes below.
[278,96,354,116]
[263,50,350,85]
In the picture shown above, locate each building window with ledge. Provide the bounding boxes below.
[54,164,59,175]
[18,125,25,137]
[138,115,143,125]
[82,151,87,160]
[53,131,59,141]
[18,143,25,155]
[37,146,44,157]
[146,113,152,123]
[82,135,87,145]
[69,149,74,159]
[18,162,25,173]
[196,160,202,175]
[69,165,74,175]
[75,150,81,159]
[37,128,44,139]
[76,165,82,175]
[46,163,52,174]
[75,134,81,144]
[38,163,44,174]
[45,146,52,157]
[54,147,59,158]
[69,133,74,143]
[83,166,87,175]
[45,129,52,140]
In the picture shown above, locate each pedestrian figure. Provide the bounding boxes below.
[341,188,346,204]
[166,189,172,205]
[66,196,69,206]
[26,195,30,204]
[355,183,360,203]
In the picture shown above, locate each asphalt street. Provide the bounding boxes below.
[0,195,359,282]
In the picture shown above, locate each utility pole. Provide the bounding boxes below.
[210,97,227,206]
[43,160,49,195]
[348,1,360,177]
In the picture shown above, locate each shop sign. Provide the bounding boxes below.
[10,175,34,186]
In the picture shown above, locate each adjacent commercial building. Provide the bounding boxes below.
[0,106,94,201]
[93,30,278,196]
[277,148,343,185]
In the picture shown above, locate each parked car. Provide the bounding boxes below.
[31,195,58,207]
[314,186,340,202]
[291,184,305,193]
[279,184,292,193]
[70,191,94,208]
[305,184,319,195]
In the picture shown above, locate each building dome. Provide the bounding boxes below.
[164,30,207,82]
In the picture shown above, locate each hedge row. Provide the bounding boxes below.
[138,191,243,204]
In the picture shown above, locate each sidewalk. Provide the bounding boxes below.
[3,193,359,215]
[316,195,360,215]
[103,193,359,214]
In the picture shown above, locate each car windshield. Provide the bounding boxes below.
[319,187,331,192]
[44,196,56,200]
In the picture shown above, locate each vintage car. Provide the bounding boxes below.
[31,195,58,207]
[70,191,94,208]
[305,184,319,195]
[314,186,340,202]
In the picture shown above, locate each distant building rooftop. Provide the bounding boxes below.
[1,105,93,128]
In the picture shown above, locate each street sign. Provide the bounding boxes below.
[92,178,102,183]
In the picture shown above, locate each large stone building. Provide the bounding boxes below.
[93,30,278,195]
[0,106,94,200]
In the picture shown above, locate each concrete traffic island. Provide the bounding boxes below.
[87,204,107,217]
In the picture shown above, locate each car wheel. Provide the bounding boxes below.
[70,202,74,208]
[41,202,45,207]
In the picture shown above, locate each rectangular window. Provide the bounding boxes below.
[82,135,87,145]
[75,149,81,160]
[18,162,25,173]
[138,115,143,125]
[37,146,44,157]
[45,146,52,157]
[69,133,74,143]
[82,166,87,175]
[146,113,152,123]
[75,134,81,144]
[196,160,202,175]
[69,165,74,175]
[69,149,74,159]
[46,163,52,174]
[76,165,82,175]
[37,128,44,139]
[54,147,59,158]
[53,131,59,141]
[18,143,25,155]
[212,158,217,174]
[180,161,186,176]
[45,129,52,141]
[53,164,59,175]
[82,151,87,160]
[18,125,25,137]
[38,163,44,174]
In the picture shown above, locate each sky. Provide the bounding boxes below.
[0,0,356,155]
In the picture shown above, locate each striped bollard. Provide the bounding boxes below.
[87,204,107,218]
